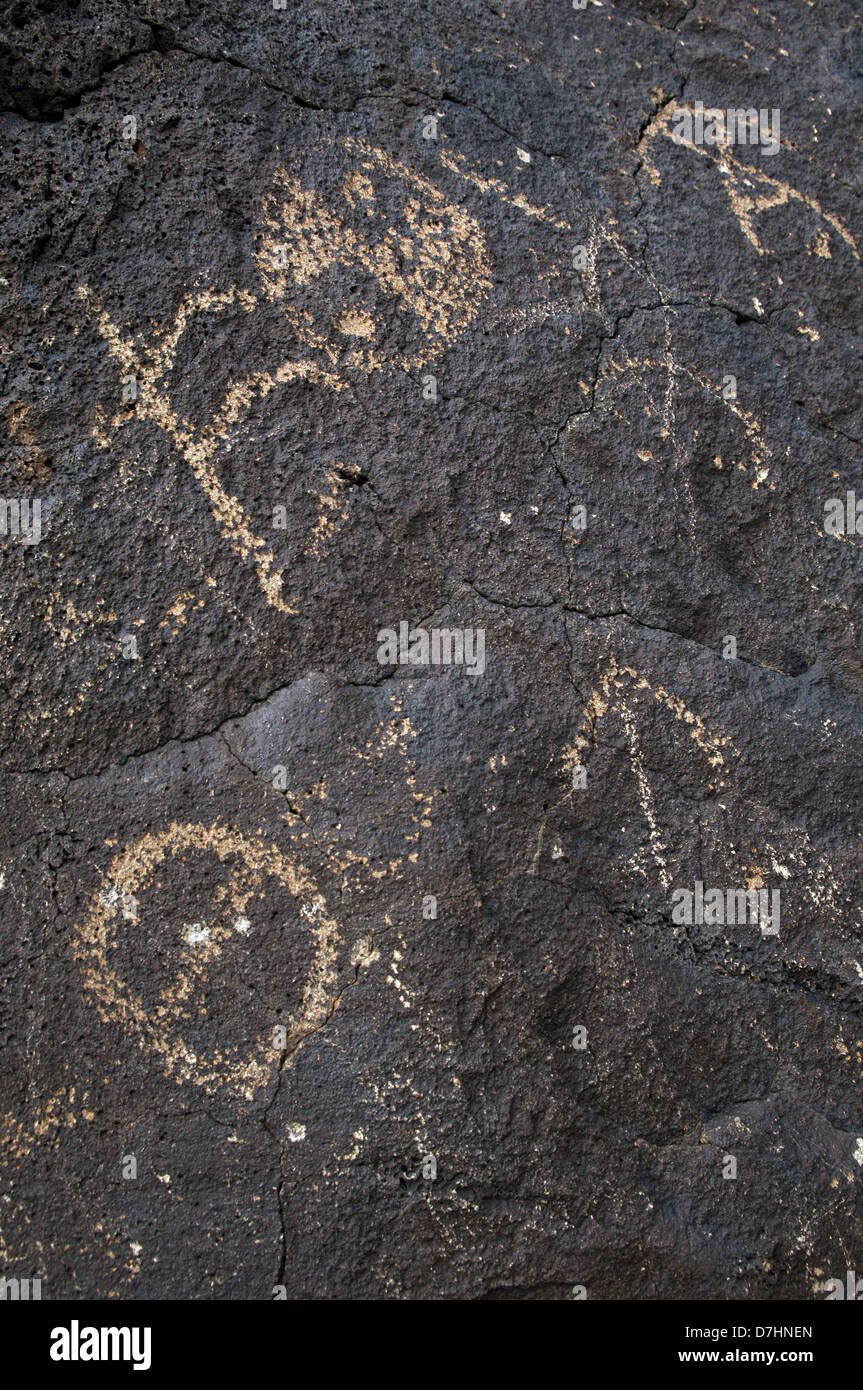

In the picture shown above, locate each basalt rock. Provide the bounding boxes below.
[0,0,861,1300]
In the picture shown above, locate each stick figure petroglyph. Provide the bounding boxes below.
[6,113,862,1293]
[79,138,493,612]
[72,121,853,634]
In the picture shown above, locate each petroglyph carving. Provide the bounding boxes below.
[640,99,860,261]
[79,139,492,611]
[73,820,340,1099]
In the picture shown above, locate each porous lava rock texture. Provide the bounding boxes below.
[1,0,862,1300]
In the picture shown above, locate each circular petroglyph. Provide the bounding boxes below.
[74,820,340,1098]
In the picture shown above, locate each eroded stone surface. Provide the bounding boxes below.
[0,0,862,1299]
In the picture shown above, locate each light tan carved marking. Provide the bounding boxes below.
[73,821,340,1099]
[640,100,859,260]
[79,141,492,609]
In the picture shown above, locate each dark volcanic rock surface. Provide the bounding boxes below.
[0,0,862,1299]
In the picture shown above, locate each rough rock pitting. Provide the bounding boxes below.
[0,0,861,1300]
